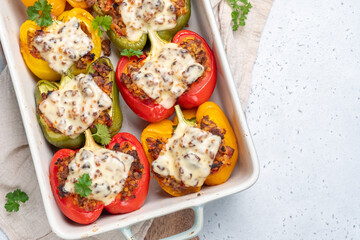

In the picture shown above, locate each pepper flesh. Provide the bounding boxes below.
[49,130,149,224]
[67,0,92,9]
[19,8,101,81]
[141,102,238,197]
[116,30,216,122]
[35,57,122,149]
[92,0,190,51]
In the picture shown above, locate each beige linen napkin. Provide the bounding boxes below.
[145,0,273,239]
[211,0,274,110]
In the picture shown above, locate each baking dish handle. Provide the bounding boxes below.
[119,205,204,240]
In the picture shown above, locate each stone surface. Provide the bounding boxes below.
[200,0,360,239]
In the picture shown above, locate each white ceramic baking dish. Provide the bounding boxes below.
[0,0,259,239]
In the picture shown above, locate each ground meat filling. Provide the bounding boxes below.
[120,38,208,102]
[28,22,94,68]
[56,154,101,211]
[86,0,96,7]
[101,39,112,56]
[97,0,187,38]
[146,115,235,191]
[39,62,114,132]
[109,142,144,201]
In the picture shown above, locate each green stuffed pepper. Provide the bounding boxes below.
[93,0,191,51]
[35,57,122,149]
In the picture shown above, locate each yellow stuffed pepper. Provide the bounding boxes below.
[20,8,101,81]
[141,102,238,197]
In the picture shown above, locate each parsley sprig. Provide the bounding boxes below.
[75,174,92,197]
[4,189,29,212]
[120,49,144,59]
[27,0,53,27]
[227,0,252,31]
[92,123,111,146]
[92,16,112,37]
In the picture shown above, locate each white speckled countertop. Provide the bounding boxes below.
[1,0,360,239]
[200,0,360,239]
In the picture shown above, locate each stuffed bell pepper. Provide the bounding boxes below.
[50,129,150,224]
[140,102,238,197]
[93,0,191,51]
[116,30,217,122]
[20,7,101,81]
[35,57,122,149]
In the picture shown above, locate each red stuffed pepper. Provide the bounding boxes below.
[116,30,217,122]
[49,129,149,224]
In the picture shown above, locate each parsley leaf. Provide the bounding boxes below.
[92,15,112,37]
[4,189,29,212]
[27,0,53,27]
[74,174,92,197]
[227,0,252,30]
[120,49,144,59]
[92,123,111,146]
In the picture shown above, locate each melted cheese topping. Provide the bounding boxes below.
[120,0,177,41]
[33,17,94,73]
[132,43,204,109]
[39,74,112,138]
[152,121,222,187]
[64,147,134,205]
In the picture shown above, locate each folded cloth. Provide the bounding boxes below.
[0,67,152,240]
[211,0,273,110]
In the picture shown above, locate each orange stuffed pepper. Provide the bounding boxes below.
[141,102,238,196]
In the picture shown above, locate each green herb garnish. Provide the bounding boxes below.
[27,0,53,27]
[92,15,112,37]
[5,189,29,212]
[227,0,252,31]
[75,174,92,197]
[120,49,144,59]
[92,123,111,146]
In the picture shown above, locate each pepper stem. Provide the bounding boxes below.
[148,31,168,59]
[59,75,73,89]
[175,105,196,127]
[84,129,101,149]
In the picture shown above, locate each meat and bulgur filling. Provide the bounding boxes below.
[55,141,145,209]
[146,115,234,192]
